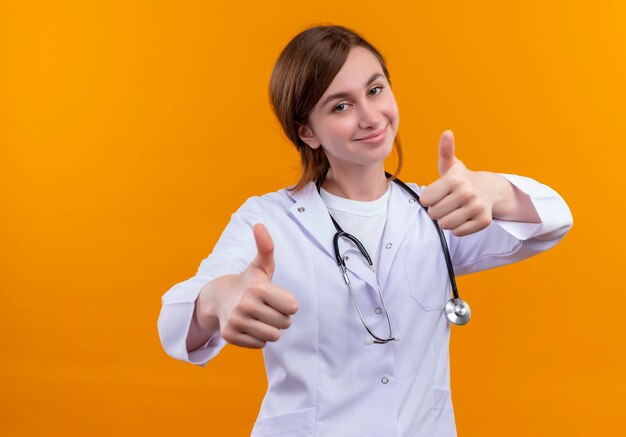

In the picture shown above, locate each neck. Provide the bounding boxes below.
[321,163,389,201]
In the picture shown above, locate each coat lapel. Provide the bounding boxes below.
[378,181,423,291]
[287,182,337,261]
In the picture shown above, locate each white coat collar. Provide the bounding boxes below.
[286,181,379,289]
[286,178,423,292]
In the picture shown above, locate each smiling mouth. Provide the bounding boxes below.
[356,124,388,141]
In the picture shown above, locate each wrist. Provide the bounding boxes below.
[195,279,227,332]
[475,171,508,217]
[486,173,541,222]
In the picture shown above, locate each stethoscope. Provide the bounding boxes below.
[317,173,471,345]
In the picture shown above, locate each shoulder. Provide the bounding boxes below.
[234,186,296,219]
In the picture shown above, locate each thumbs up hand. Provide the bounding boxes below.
[420,130,500,237]
[196,223,299,348]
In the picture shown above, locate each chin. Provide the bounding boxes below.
[375,139,395,160]
[358,146,394,166]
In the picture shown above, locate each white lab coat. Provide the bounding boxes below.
[158,174,572,437]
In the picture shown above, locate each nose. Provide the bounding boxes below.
[357,100,381,129]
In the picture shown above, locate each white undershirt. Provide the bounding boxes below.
[319,183,391,271]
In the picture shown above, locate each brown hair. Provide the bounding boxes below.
[268,24,403,192]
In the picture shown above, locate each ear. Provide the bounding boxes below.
[297,125,321,150]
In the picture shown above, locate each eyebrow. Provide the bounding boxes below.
[320,72,384,108]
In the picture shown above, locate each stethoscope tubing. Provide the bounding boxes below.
[388,173,460,301]
[317,173,470,340]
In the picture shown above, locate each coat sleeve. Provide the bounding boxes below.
[446,174,573,275]
[157,197,263,366]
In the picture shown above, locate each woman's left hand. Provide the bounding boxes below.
[419,130,510,237]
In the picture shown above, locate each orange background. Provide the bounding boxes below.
[1,1,624,435]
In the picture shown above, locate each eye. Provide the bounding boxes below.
[332,103,349,113]
[331,86,385,113]
[369,85,384,96]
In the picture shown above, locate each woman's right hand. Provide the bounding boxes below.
[194,223,299,349]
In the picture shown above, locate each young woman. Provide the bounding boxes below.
[158,25,572,437]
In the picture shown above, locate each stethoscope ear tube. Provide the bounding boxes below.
[333,229,372,267]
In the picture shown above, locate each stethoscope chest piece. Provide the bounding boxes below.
[445,298,471,325]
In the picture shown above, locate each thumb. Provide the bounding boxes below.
[251,223,275,279]
[438,129,457,176]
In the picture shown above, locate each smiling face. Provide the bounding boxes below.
[297,46,400,175]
